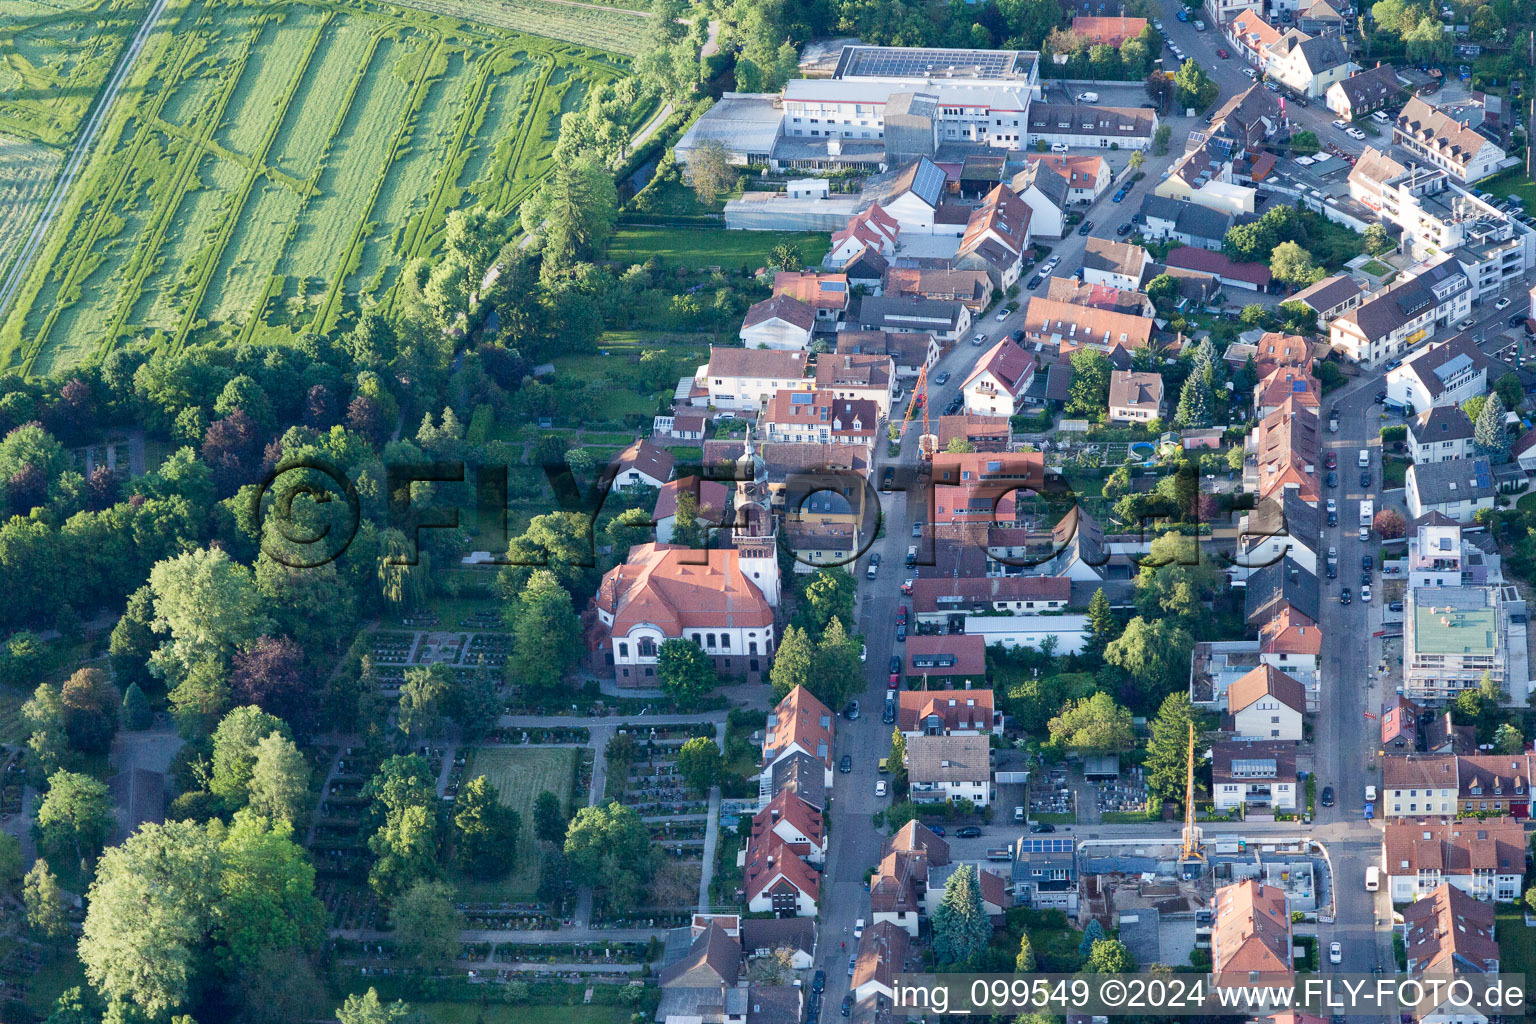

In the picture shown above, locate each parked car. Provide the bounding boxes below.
[1332,119,1349,130]
[1326,470,1338,488]
[1010,329,1024,342]
[813,971,825,994]
[1459,317,1476,330]
[846,700,860,720]
[1360,469,1371,487]
[874,780,887,797]
[1320,786,1334,807]
[1326,560,1336,578]
[1340,587,1352,605]
[1244,67,1257,80]
[1029,822,1056,833]
[1176,8,1188,19]
[882,701,894,724]
[841,995,853,1018]
[866,552,880,579]
[1216,47,1230,57]
[1028,273,1044,289]
[848,956,856,976]
[1112,188,1128,203]
[839,755,852,773]
[1116,222,1132,236]
[1362,554,1373,571]
[1361,572,1371,587]
[1389,601,1403,612]
[1361,584,1371,603]
[971,332,988,345]
[860,644,867,662]
[928,824,945,837]
[1325,452,1337,469]
[1374,390,1387,403]
[895,624,906,642]
[1328,510,1338,527]
[933,371,950,385]
[996,307,1012,321]
[956,826,982,838]
[1050,142,1070,152]
[1077,219,1093,236]
[889,655,901,674]
[1330,942,1342,965]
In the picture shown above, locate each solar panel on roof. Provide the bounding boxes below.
[1291,380,1307,392]
[1475,464,1491,488]
[791,393,814,405]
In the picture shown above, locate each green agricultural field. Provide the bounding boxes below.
[0,134,61,284]
[0,0,646,376]
[608,226,833,272]
[462,745,579,897]
[0,0,152,146]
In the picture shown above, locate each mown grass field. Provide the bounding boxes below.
[0,0,151,146]
[0,134,61,284]
[0,0,647,376]
[608,226,832,272]
[461,745,579,898]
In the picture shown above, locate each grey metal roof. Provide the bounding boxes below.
[1291,273,1362,313]
[1175,202,1234,242]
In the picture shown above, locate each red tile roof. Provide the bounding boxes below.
[897,688,996,733]
[615,439,675,483]
[1228,663,1308,715]
[1258,605,1322,656]
[773,271,850,311]
[1165,247,1274,288]
[1402,883,1499,976]
[653,476,730,523]
[763,686,835,768]
[743,293,816,332]
[595,543,774,638]
[707,346,809,380]
[1022,296,1153,350]
[750,790,824,854]
[1382,816,1525,878]
[904,635,988,680]
[1213,880,1292,981]
[962,338,1036,397]
[764,390,880,439]
[743,833,820,903]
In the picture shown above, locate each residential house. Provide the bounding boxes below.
[1330,258,1473,366]
[653,477,730,544]
[1405,458,1495,523]
[1387,334,1489,412]
[1023,153,1112,203]
[870,822,949,936]
[1253,364,1321,419]
[768,750,826,811]
[925,863,1011,920]
[740,294,816,350]
[856,295,972,344]
[930,451,1046,524]
[1046,277,1155,317]
[1227,664,1307,740]
[1407,521,1486,590]
[762,391,880,447]
[1250,398,1321,503]
[814,352,896,419]
[1070,15,1148,44]
[836,329,939,378]
[1021,296,1153,354]
[1201,83,1285,163]
[1245,558,1320,627]
[937,414,1010,452]
[1346,146,1410,212]
[1011,836,1078,911]
[1402,884,1499,1024]
[700,347,810,411]
[1237,491,1321,579]
[656,923,744,1024]
[1009,162,1068,239]
[1156,138,1243,213]
[1107,370,1164,423]
[1259,605,1324,686]
[952,184,1032,288]
[1426,712,1477,755]
[1265,30,1356,99]
[911,576,1073,633]
[1290,274,1364,324]
[1381,816,1525,902]
[1137,194,1235,251]
[657,409,710,441]
[1211,741,1298,811]
[772,271,849,328]
[1206,0,1263,31]
[1383,754,1459,817]
[1165,247,1273,292]
[1326,64,1404,120]
[1227,10,1282,68]
[1212,880,1293,986]
[851,922,911,1004]
[1403,585,1507,701]
[1457,754,1531,817]
[897,687,999,737]
[841,246,888,291]
[740,918,817,971]
[961,338,1037,417]
[864,158,948,233]
[1395,96,1507,184]
[1025,102,1159,151]
[1297,0,1346,35]
[744,987,801,1024]
[907,733,992,806]
[1407,406,1475,464]
[750,791,827,865]
[762,686,835,785]
[614,439,676,491]
[1381,696,1424,750]
[883,268,994,311]
[827,203,901,266]
[903,636,988,689]
[1082,238,1152,291]
[743,834,819,917]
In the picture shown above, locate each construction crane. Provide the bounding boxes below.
[898,364,937,459]
[1181,720,1205,864]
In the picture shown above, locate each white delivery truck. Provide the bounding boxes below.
[1359,499,1374,527]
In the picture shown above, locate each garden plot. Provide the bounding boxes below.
[0,0,636,375]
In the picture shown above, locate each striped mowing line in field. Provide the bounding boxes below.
[100,13,332,360]
[18,10,223,374]
[308,32,443,335]
[168,10,333,352]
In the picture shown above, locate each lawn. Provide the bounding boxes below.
[608,227,832,272]
[461,746,579,898]
[414,1006,636,1024]
[1496,911,1536,983]
[1477,169,1536,210]
[0,0,639,375]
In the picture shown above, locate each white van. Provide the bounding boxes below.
[1358,448,1370,468]
[1365,866,1380,891]
[1078,91,1099,103]
[1371,110,1392,124]
[1365,784,1377,802]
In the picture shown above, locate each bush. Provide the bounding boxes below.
[1380,425,1406,443]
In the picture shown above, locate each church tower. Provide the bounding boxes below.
[733,426,780,608]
